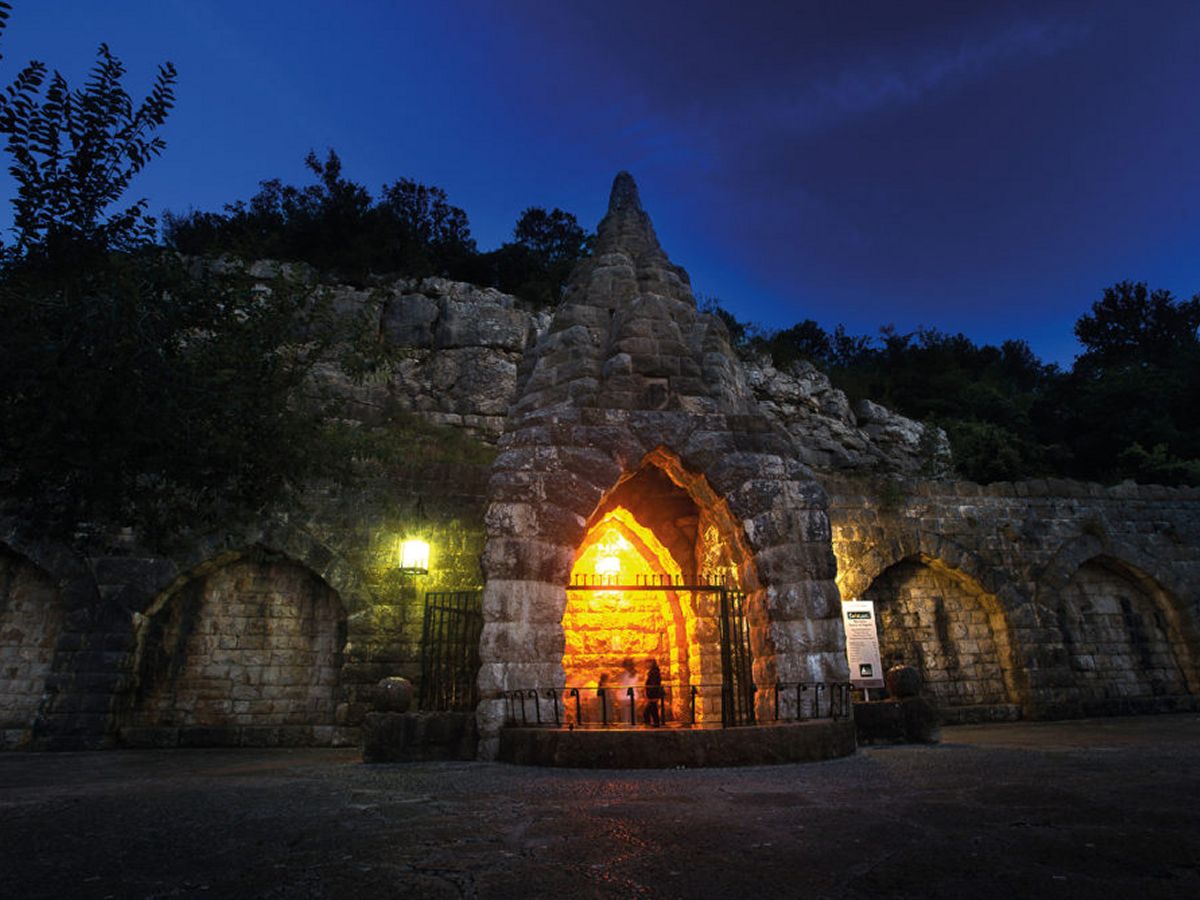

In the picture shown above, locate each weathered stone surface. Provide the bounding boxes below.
[4,177,1200,758]
[827,474,1200,721]
[476,172,846,760]
[743,359,951,476]
[498,719,855,768]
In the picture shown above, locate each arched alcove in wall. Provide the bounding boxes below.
[558,449,763,724]
[1055,555,1196,701]
[125,550,346,745]
[0,545,65,744]
[862,554,1019,708]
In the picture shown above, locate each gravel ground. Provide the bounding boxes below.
[2,715,1198,899]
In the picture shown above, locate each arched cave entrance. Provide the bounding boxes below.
[124,552,346,746]
[864,555,1018,711]
[1056,557,1196,703]
[560,454,756,726]
[0,546,65,747]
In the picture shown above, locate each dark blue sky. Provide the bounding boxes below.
[5,1,1200,364]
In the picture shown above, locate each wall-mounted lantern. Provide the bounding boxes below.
[398,538,431,576]
[397,496,431,576]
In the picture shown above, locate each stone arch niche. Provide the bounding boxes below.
[863,554,1020,713]
[0,545,65,749]
[562,451,757,725]
[1055,555,1197,706]
[122,549,347,747]
[477,172,848,761]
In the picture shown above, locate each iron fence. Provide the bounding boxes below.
[419,591,483,712]
[502,681,852,729]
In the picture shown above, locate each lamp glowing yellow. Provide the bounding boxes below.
[595,553,620,580]
[398,538,430,574]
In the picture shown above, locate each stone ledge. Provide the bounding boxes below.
[937,703,1023,725]
[497,720,856,768]
[117,725,359,749]
[854,698,941,744]
[360,711,478,762]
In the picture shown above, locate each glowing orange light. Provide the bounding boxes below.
[593,531,632,581]
[564,508,692,718]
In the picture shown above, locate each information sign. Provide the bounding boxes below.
[841,599,884,689]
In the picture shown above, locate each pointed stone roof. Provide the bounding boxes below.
[511,171,750,417]
[585,172,689,300]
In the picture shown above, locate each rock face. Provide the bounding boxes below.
[744,360,950,476]
[475,172,849,759]
[325,279,942,474]
[318,277,552,442]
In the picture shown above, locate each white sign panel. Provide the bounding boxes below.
[841,599,884,689]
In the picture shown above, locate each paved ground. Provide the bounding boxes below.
[2,715,1198,899]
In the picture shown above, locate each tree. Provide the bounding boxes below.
[0,8,387,540]
[1074,281,1200,371]
[1062,282,1200,484]
[0,8,175,267]
[483,206,591,307]
[763,319,832,369]
[512,206,587,264]
[165,151,481,284]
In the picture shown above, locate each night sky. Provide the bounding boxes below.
[4,1,1200,364]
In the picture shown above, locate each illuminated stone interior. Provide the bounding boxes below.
[565,507,691,722]
[559,457,756,726]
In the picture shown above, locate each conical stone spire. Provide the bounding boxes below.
[475,172,846,760]
[510,170,750,416]
[608,170,642,213]
[590,171,676,273]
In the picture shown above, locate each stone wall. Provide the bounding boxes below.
[123,558,345,747]
[3,196,1199,754]
[744,361,949,476]
[864,559,1014,712]
[0,549,64,749]
[316,276,550,443]
[826,476,1200,720]
[0,446,491,749]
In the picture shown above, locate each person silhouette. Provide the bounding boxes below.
[643,658,663,727]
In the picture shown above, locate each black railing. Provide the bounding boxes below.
[502,681,852,729]
[568,573,733,589]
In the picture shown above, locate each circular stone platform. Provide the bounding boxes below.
[497,720,857,768]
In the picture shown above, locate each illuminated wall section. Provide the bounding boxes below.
[564,507,698,722]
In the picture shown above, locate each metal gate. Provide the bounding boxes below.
[718,589,755,726]
[419,591,483,711]
[565,576,757,727]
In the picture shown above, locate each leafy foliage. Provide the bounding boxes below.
[0,9,388,540]
[483,206,589,306]
[165,155,592,306]
[710,283,1200,486]
[0,23,175,265]
[1062,282,1200,484]
[0,255,383,534]
[164,150,480,285]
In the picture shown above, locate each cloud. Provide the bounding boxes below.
[785,19,1092,134]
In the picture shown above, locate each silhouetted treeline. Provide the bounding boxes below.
[708,283,1200,486]
[164,150,590,306]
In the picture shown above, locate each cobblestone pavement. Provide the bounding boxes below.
[2,715,1198,899]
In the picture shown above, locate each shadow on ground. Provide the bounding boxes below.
[1,715,1198,898]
